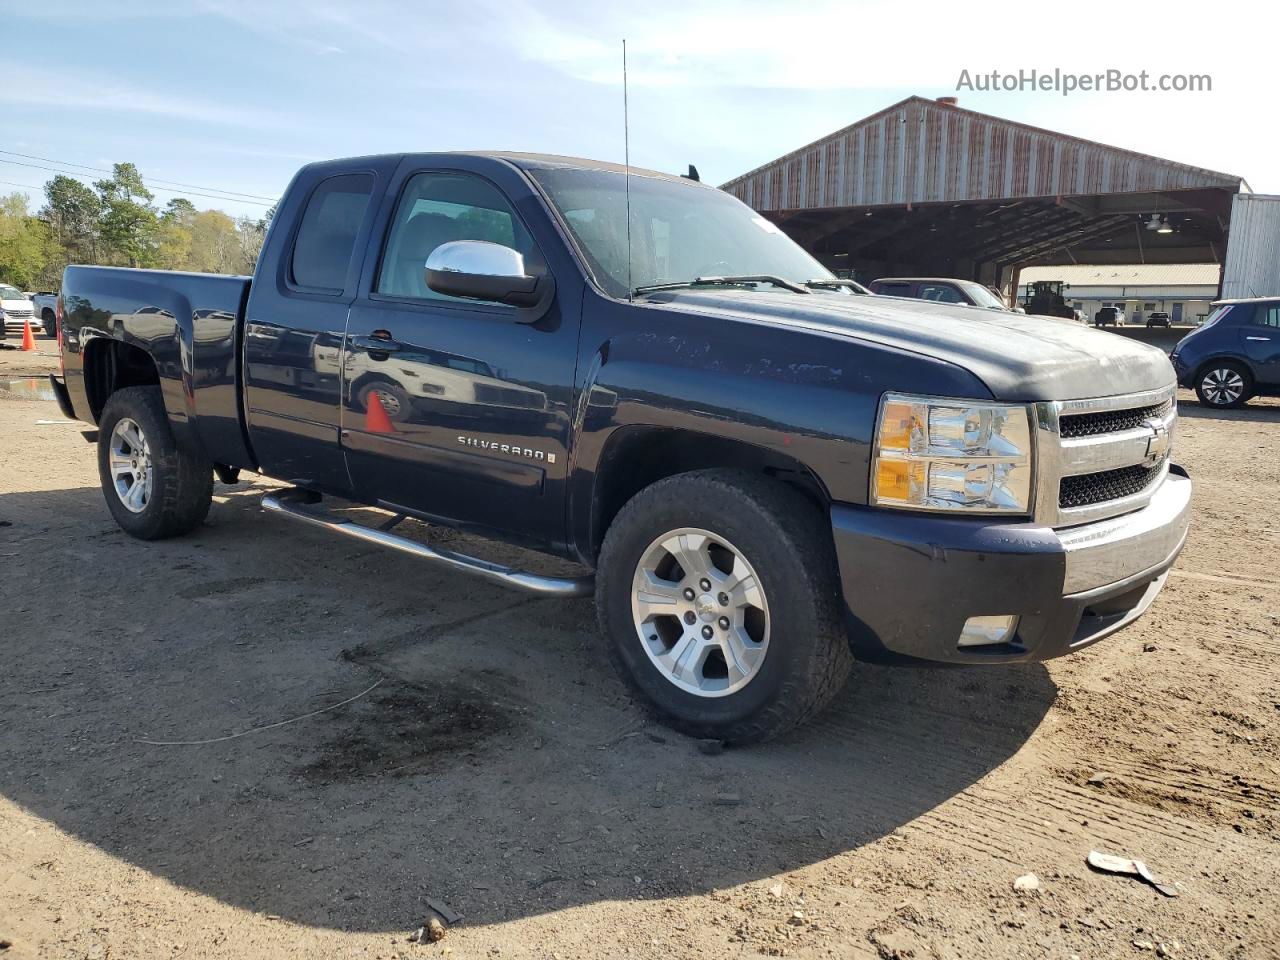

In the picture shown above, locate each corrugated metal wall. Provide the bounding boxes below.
[1222,194,1280,299]
[723,98,1240,211]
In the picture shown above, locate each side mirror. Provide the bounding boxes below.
[425,241,548,309]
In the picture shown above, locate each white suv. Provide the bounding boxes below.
[1,283,36,337]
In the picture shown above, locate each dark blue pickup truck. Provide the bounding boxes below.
[50,152,1192,742]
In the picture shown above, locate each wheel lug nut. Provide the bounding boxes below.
[718,592,729,605]
[699,579,711,591]
[718,616,730,630]
[682,588,695,601]
[683,611,696,625]
[701,625,713,639]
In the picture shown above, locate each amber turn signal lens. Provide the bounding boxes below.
[875,460,924,502]
[878,401,919,452]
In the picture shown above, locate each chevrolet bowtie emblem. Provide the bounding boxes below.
[1142,420,1170,467]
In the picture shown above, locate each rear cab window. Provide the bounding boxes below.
[289,173,375,293]
[876,282,914,297]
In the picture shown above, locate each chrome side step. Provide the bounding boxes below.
[261,489,594,599]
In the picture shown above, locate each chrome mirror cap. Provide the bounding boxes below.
[424,240,545,310]
[426,240,525,279]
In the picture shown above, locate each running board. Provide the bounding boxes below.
[261,489,594,599]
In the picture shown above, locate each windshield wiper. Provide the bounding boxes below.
[804,278,871,295]
[633,275,811,296]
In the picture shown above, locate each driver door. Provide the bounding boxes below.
[341,164,578,546]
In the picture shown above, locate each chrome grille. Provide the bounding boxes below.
[1059,399,1173,439]
[3,307,33,318]
[1033,385,1177,527]
[1060,463,1163,509]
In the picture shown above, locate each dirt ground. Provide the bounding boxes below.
[1,346,1277,960]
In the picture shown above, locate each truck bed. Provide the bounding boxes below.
[59,265,254,469]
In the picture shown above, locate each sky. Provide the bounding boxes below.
[1,0,1277,220]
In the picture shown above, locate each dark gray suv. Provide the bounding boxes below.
[1171,298,1280,407]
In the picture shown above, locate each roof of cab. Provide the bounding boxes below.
[307,151,696,184]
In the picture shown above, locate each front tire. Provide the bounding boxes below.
[97,386,213,539]
[595,470,852,743]
[1194,361,1252,409]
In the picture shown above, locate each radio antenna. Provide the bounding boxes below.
[623,38,633,302]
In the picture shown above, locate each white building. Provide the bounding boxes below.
[1018,264,1219,325]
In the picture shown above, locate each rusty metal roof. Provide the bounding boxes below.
[722,97,1243,212]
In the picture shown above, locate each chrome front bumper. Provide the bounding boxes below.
[1060,468,1192,594]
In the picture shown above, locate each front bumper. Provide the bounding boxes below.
[831,466,1191,664]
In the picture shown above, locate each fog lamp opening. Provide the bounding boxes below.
[958,614,1019,648]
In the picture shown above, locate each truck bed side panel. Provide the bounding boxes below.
[60,265,255,468]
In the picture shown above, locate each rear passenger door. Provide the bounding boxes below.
[1240,301,1280,385]
[243,162,395,493]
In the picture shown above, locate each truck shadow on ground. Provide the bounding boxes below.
[1,484,1057,933]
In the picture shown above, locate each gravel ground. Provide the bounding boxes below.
[1,360,1277,960]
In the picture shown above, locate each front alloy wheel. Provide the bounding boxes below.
[595,469,852,743]
[631,528,770,697]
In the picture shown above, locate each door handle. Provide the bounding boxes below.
[351,335,402,352]
[1245,336,1272,341]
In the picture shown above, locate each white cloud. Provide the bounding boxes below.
[1,73,284,129]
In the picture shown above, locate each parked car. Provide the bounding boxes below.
[31,292,58,337]
[1145,312,1172,329]
[1,283,35,336]
[1094,306,1120,327]
[868,277,1012,311]
[1171,297,1280,408]
[50,151,1191,743]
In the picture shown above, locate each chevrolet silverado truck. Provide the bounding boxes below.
[50,152,1192,742]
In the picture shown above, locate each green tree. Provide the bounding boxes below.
[40,174,101,264]
[95,163,158,267]
[161,197,198,228]
[186,210,240,274]
[0,193,60,289]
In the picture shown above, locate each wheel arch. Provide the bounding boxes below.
[581,424,832,565]
[81,337,162,423]
[1192,354,1257,387]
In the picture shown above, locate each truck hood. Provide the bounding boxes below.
[649,290,1175,402]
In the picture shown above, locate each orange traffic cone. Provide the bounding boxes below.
[20,318,37,352]
[364,390,396,433]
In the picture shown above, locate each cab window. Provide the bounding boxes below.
[377,172,537,304]
[919,283,966,304]
[290,174,374,292]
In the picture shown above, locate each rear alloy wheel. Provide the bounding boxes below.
[98,386,213,539]
[596,469,852,743]
[1195,362,1251,408]
[108,417,154,514]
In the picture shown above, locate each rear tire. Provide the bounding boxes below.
[595,469,852,743]
[1194,360,1252,409]
[97,386,213,539]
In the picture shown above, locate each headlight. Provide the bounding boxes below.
[872,393,1034,514]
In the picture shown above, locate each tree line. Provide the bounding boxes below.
[0,162,274,291]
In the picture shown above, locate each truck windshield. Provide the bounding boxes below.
[530,167,833,299]
[955,281,1007,310]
